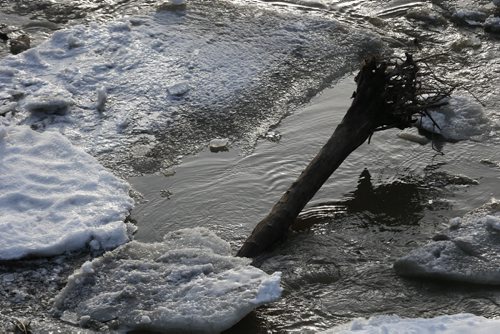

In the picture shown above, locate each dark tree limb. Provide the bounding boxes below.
[237,54,452,258]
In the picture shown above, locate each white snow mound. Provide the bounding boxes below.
[321,313,500,334]
[395,201,500,284]
[0,125,134,260]
[418,95,490,141]
[54,228,282,333]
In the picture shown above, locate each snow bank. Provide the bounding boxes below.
[54,228,282,333]
[0,125,134,260]
[418,95,490,141]
[322,314,500,334]
[394,201,500,284]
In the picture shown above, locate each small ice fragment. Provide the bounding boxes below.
[397,130,430,145]
[428,200,433,205]
[485,215,500,232]
[96,86,107,112]
[209,138,229,152]
[141,315,152,324]
[79,315,91,327]
[167,82,190,97]
[81,261,94,274]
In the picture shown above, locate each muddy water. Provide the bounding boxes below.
[130,76,500,332]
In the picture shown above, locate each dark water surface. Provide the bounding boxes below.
[1,0,500,332]
[130,75,500,332]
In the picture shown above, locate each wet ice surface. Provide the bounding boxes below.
[1,0,500,333]
[395,201,500,285]
[0,125,134,260]
[0,0,383,177]
[322,314,500,334]
[419,95,491,141]
[54,228,281,333]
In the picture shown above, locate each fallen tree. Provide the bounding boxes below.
[237,53,451,258]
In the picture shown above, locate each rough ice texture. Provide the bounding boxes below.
[394,201,500,284]
[322,314,500,334]
[0,125,134,260]
[54,228,282,333]
[418,95,490,141]
[0,4,383,176]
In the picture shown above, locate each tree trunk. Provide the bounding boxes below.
[237,59,390,258]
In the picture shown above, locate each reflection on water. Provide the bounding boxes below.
[131,74,500,332]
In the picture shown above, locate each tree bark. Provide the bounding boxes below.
[237,59,390,258]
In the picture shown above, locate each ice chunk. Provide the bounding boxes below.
[54,228,282,333]
[418,95,490,141]
[321,314,500,334]
[395,202,500,284]
[0,125,134,260]
[209,138,229,152]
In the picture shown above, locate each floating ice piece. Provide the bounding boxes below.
[394,202,500,284]
[0,125,134,260]
[54,228,282,333]
[418,95,490,141]
[209,138,229,152]
[321,314,500,334]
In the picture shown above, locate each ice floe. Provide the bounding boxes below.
[321,314,500,334]
[0,2,382,175]
[394,201,500,284]
[54,228,282,333]
[417,95,490,141]
[0,125,134,260]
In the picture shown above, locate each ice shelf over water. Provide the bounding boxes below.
[418,95,490,141]
[0,2,382,175]
[394,201,500,284]
[321,314,500,334]
[54,228,282,333]
[0,125,134,260]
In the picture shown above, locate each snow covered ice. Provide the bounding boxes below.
[321,314,500,334]
[0,125,134,260]
[417,95,490,141]
[54,228,282,333]
[0,3,383,175]
[394,201,500,284]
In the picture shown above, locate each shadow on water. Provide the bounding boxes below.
[224,168,500,333]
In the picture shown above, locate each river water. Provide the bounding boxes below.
[1,0,500,333]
